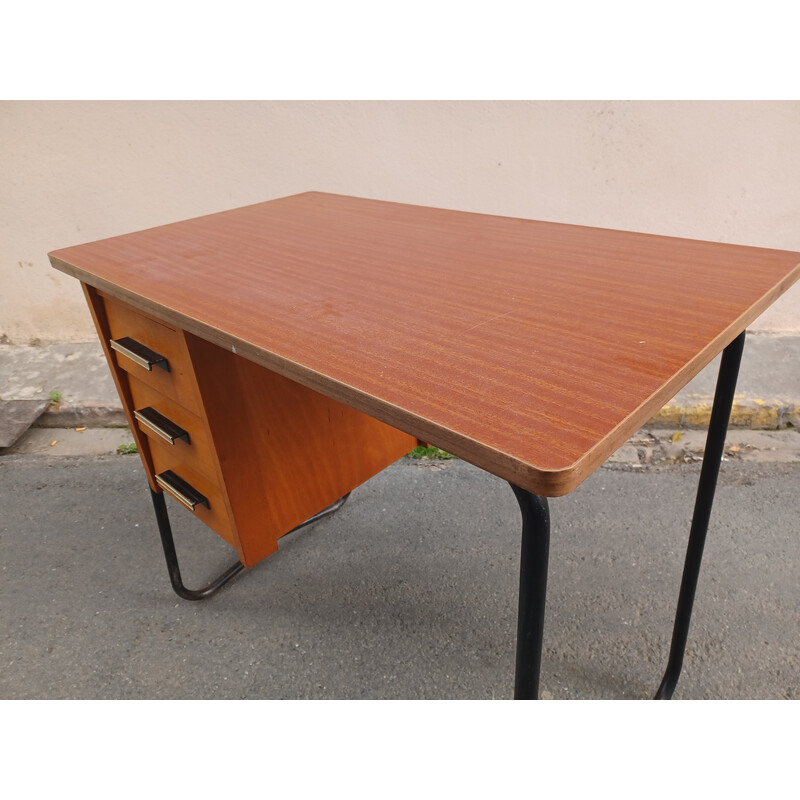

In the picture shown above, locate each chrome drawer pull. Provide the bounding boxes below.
[155,470,209,511]
[134,407,190,445]
[110,337,170,371]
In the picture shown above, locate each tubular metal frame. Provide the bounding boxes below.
[654,330,746,699]
[509,486,550,700]
[151,488,350,601]
[510,331,746,699]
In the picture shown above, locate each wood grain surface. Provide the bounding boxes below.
[185,333,418,566]
[50,193,800,495]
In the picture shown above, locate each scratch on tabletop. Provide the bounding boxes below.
[462,309,516,335]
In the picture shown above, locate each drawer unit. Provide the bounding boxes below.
[101,292,202,416]
[81,284,419,571]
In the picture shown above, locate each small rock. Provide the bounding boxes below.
[664,443,685,460]
[608,444,639,464]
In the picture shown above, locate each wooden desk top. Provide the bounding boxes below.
[49,192,800,496]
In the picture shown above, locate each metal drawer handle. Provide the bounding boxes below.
[110,337,170,372]
[134,407,190,445]
[155,470,209,511]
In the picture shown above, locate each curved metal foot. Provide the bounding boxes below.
[151,488,245,601]
[655,331,745,699]
[283,492,350,536]
[151,489,351,601]
[509,484,550,700]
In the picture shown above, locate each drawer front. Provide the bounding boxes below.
[127,375,219,484]
[148,435,237,548]
[102,293,201,415]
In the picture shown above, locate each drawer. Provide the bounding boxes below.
[101,293,201,415]
[148,435,237,548]
[127,375,219,485]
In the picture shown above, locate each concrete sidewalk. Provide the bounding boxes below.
[0,341,126,430]
[2,332,800,444]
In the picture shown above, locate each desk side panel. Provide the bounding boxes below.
[185,333,418,567]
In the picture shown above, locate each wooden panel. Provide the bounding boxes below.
[127,374,219,485]
[101,292,202,416]
[51,193,800,496]
[185,333,418,567]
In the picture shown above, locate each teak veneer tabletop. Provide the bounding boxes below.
[49,192,800,496]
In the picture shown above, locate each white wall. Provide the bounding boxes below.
[3,100,799,343]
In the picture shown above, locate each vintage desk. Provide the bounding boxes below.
[49,192,800,699]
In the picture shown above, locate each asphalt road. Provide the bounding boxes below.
[1,453,797,700]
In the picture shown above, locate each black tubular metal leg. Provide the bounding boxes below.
[150,489,351,601]
[509,484,551,700]
[655,330,746,699]
[151,488,245,601]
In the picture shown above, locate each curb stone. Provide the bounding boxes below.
[4,425,800,464]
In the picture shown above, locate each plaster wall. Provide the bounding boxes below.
[3,101,799,343]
